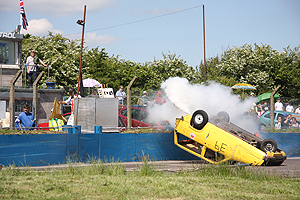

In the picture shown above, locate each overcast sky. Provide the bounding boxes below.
[1,0,299,67]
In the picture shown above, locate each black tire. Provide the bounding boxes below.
[216,111,230,123]
[190,110,208,130]
[260,138,277,152]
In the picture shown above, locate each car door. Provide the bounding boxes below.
[132,108,154,127]
[119,107,153,128]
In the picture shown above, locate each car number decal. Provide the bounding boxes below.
[214,141,227,152]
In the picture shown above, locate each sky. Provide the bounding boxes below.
[1,0,300,67]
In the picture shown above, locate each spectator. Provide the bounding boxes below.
[262,101,269,113]
[116,86,126,105]
[59,88,81,105]
[275,116,282,130]
[282,114,292,128]
[154,91,166,105]
[141,91,150,106]
[248,101,258,117]
[26,50,47,88]
[49,109,64,131]
[257,103,263,117]
[295,105,300,114]
[15,104,36,130]
[286,102,294,112]
[291,117,299,128]
[92,89,97,95]
[274,98,284,111]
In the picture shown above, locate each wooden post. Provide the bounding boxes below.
[75,5,86,126]
[127,76,137,129]
[270,85,281,128]
[76,5,86,97]
[32,71,45,126]
[9,70,22,128]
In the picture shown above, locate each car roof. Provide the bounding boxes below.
[261,110,300,117]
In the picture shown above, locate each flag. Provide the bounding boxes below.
[50,98,67,122]
[20,0,29,30]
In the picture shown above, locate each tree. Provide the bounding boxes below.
[22,32,85,90]
[147,53,200,87]
[269,46,300,97]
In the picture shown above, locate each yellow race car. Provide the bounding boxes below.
[174,110,286,166]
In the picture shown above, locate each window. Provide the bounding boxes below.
[0,41,15,64]
[15,100,33,113]
[121,109,127,117]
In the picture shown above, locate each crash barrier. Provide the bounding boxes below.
[259,132,300,157]
[0,126,197,167]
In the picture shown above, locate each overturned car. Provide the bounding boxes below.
[174,110,286,166]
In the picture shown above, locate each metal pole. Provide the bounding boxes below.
[203,5,207,85]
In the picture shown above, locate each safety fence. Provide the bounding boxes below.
[0,125,197,167]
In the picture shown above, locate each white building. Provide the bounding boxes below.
[0,31,23,87]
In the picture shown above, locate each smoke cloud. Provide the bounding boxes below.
[148,77,258,133]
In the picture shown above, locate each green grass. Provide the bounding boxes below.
[0,161,299,200]
[0,129,67,135]
[261,126,300,133]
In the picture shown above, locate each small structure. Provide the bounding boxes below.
[0,31,23,87]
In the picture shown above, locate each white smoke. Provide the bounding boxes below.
[148,77,258,132]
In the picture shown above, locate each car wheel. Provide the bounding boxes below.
[260,138,277,152]
[190,110,208,130]
[216,111,230,123]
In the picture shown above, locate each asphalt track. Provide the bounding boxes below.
[5,157,300,177]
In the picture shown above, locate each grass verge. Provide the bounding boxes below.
[0,160,299,199]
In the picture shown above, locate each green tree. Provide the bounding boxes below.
[22,32,85,90]
[147,53,200,87]
[269,45,300,97]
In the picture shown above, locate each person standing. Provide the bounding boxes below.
[15,104,36,130]
[262,101,269,113]
[26,50,47,88]
[91,89,97,96]
[154,91,166,105]
[286,102,294,112]
[59,88,81,126]
[59,88,80,105]
[295,105,300,114]
[141,91,150,106]
[116,86,126,105]
[274,98,284,111]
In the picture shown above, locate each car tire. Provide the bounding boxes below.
[216,111,230,123]
[190,110,208,130]
[260,138,277,152]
